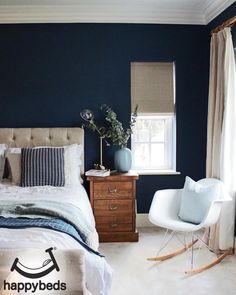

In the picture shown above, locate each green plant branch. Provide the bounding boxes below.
[101,104,138,148]
[82,104,138,149]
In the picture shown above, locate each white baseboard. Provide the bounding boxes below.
[136,213,153,227]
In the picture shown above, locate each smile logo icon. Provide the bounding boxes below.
[11,247,60,279]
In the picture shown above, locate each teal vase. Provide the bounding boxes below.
[114,148,132,172]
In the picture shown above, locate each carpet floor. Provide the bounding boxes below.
[99,227,236,295]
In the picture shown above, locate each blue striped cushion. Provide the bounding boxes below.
[21,148,65,187]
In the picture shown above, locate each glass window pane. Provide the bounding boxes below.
[150,120,165,142]
[150,143,165,167]
[139,128,149,142]
[135,119,149,142]
[132,114,174,170]
[133,143,149,167]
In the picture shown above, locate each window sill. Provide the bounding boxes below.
[135,169,181,176]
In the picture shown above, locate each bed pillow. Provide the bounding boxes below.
[35,144,83,185]
[21,147,65,187]
[64,144,83,185]
[5,144,83,186]
[0,144,7,181]
[178,176,220,224]
[5,148,21,184]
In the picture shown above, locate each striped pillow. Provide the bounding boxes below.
[21,148,65,187]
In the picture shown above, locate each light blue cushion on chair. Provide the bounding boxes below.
[178,176,220,224]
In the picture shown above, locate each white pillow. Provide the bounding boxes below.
[178,176,220,224]
[64,144,83,185]
[5,145,83,186]
[0,144,7,181]
[5,148,21,184]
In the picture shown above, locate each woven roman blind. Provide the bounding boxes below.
[131,62,175,113]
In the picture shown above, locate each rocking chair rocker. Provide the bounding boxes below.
[147,178,232,274]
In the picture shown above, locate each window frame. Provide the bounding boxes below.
[131,113,177,174]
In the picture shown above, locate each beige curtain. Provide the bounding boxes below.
[206,27,236,251]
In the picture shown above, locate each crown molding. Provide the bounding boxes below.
[0,5,206,25]
[0,1,234,25]
[203,0,235,24]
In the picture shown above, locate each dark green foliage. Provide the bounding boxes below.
[101,104,138,148]
[82,105,138,148]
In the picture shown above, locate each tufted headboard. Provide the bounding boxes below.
[0,127,84,174]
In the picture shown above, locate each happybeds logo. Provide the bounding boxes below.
[3,247,67,293]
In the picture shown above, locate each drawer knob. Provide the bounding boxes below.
[108,187,117,193]
[109,204,118,211]
[110,223,118,228]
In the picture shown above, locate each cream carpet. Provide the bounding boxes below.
[99,227,236,295]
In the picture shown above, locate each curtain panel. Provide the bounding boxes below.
[206,27,236,251]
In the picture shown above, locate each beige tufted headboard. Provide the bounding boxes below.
[0,128,84,174]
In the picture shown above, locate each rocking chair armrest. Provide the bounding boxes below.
[149,189,182,225]
[200,199,228,228]
[212,197,232,202]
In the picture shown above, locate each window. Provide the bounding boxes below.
[131,62,176,173]
[132,114,175,171]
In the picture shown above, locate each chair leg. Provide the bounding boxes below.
[185,247,233,275]
[147,236,198,261]
[191,233,194,269]
[148,229,233,274]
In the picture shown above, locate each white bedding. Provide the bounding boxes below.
[0,182,113,295]
[0,181,95,227]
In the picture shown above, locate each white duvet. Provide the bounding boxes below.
[0,182,113,295]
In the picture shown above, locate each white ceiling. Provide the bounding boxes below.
[0,0,234,25]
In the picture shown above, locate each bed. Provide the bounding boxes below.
[0,128,113,295]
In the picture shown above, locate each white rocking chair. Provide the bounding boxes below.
[147,178,232,274]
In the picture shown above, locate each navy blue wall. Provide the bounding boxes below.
[0,22,210,213]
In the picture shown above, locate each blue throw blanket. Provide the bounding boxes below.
[0,200,103,257]
[0,216,103,257]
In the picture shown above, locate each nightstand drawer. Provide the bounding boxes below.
[94,199,133,216]
[95,215,133,232]
[95,216,133,224]
[94,181,133,199]
[96,222,133,232]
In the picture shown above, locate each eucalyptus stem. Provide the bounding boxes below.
[82,104,138,149]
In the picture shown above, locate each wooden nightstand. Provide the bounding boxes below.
[87,171,139,242]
